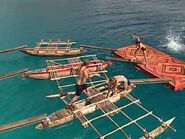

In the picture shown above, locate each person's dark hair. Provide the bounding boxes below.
[82,59,90,66]
[136,40,141,45]
[109,77,116,83]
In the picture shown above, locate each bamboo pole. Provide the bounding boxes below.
[92,56,109,80]
[101,112,152,138]
[48,54,96,62]
[59,79,107,88]
[83,100,140,125]
[97,103,130,139]
[111,103,147,133]
[51,70,108,80]
[125,94,176,132]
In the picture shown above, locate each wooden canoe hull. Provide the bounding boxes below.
[140,117,175,139]
[35,85,134,129]
[20,48,86,56]
[23,61,109,79]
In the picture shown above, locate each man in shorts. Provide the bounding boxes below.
[132,35,148,67]
[64,59,100,108]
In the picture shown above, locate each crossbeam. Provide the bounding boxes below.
[48,54,96,62]
[102,112,152,138]
[59,79,107,88]
[51,70,108,80]
[83,100,140,125]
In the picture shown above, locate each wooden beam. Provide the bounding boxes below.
[0,68,28,80]
[0,114,47,133]
[129,78,173,85]
[80,45,117,51]
[0,45,27,54]
[106,57,142,64]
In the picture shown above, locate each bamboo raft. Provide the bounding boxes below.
[0,83,175,139]
[0,53,176,138]
[20,39,86,56]
[22,55,110,80]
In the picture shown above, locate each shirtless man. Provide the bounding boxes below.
[108,75,129,96]
[65,59,100,108]
[132,35,148,67]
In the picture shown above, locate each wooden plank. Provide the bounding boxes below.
[129,78,173,84]
[80,45,117,51]
[0,114,47,133]
[0,68,28,80]
[0,45,27,54]
[106,57,142,64]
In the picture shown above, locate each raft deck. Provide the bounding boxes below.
[114,44,185,91]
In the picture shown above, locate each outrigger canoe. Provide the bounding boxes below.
[0,84,176,138]
[20,40,86,56]
[22,60,110,80]
[37,84,135,129]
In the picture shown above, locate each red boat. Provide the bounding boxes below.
[23,59,110,80]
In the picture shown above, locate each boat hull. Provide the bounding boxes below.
[35,85,134,129]
[23,61,110,79]
[20,48,86,56]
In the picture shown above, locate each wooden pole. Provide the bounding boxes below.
[0,68,28,80]
[80,45,117,52]
[0,114,47,133]
[129,78,173,84]
[0,45,27,54]
[106,57,142,64]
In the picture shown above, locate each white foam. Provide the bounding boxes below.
[162,30,185,53]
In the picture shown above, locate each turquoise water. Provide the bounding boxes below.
[0,0,185,138]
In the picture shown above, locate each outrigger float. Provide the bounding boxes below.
[0,55,176,138]
[22,55,111,80]
[20,39,86,56]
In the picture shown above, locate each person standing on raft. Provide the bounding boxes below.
[108,75,129,96]
[132,35,148,67]
[61,59,101,109]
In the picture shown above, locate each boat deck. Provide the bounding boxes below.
[114,44,185,91]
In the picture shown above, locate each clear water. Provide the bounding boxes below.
[0,0,185,138]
